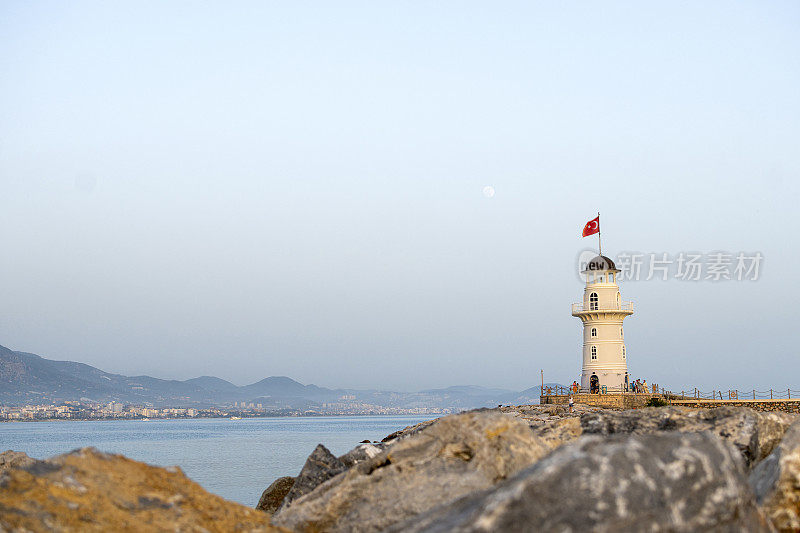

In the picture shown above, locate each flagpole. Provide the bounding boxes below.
[597,211,602,256]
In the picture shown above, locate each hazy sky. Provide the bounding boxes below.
[1,2,798,391]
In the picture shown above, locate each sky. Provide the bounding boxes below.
[1,1,798,392]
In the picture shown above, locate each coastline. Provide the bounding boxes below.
[6,404,800,531]
[0,414,434,506]
[0,411,452,423]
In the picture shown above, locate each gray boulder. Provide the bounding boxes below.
[750,420,800,531]
[396,431,772,532]
[258,442,383,513]
[381,419,437,443]
[581,406,794,466]
[280,444,346,509]
[338,442,384,469]
[502,403,597,421]
[272,410,551,532]
[530,417,582,451]
[499,405,587,452]
[256,476,295,514]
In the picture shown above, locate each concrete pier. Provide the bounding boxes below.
[540,394,800,413]
[540,393,662,410]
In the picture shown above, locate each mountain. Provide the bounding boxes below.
[420,385,517,396]
[242,376,334,399]
[416,386,520,408]
[514,384,565,404]
[0,346,119,400]
[183,376,238,393]
[0,345,216,406]
[0,343,561,410]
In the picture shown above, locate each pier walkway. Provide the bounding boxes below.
[540,390,800,412]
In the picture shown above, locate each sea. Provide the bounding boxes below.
[0,415,430,506]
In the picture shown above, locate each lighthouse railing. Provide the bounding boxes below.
[572,301,634,313]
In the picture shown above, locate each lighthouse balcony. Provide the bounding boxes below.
[572,301,634,314]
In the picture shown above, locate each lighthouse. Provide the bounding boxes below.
[571,255,634,392]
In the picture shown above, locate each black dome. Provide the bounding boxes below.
[584,255,617,271]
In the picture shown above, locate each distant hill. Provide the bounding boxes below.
[0,345,219,406]
[243,376,334,399]
[514,384,564,404]
[183,376,238,393]
[0,343,563,410]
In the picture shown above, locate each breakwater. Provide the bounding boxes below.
[540,392,662,409]
[540,393,800,413]
[670,399,800,413]
[6,405,800,531]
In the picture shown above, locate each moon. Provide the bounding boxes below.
[482,186,495,198]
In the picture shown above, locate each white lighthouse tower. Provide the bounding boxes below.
[571,255,634,392]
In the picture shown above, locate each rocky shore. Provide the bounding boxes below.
[3,404,800,531]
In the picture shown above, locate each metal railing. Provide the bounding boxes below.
[541,385,649,396]
[540,385,800,400]
[572,301,634,313]
[664,388,800,401]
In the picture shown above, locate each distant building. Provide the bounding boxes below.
[572,255,634,392]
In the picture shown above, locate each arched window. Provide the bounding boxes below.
[617,293,621,308]
[620,327,623,337]
[609,273,615,283]
[591,327,597,337]
[589,292,598,310]
[591,346,597,360]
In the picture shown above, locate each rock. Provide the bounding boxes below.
[396,431,771,532]
[581,405,794,466]
[750,420,800,531]
[280,443,346,509]
[261,441,385,513]
[530,417,582,451]
[260,443,383,514]
[380,418,437,443]
[499,405,589,453]
[502,403,598,420]
[272,409,551,532]
[0,447,279,532]
[256,476,295,514]
[338,442,384,469]
[0,450,36,472]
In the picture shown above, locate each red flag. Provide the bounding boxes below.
[582,216,599,237]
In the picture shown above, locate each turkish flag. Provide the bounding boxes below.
[582,216,600,237]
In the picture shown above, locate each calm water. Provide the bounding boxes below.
[0,415,429,506]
